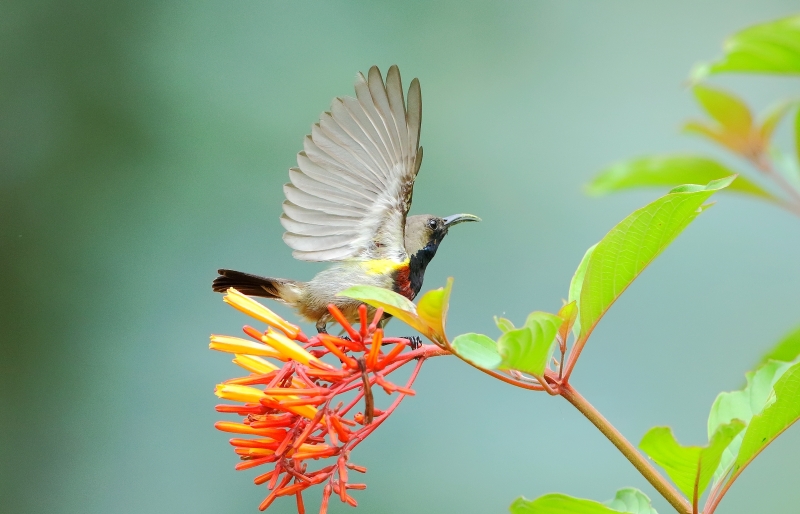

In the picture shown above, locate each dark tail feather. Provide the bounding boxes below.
[212,269,301,303]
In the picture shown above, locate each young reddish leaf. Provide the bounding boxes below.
[682,121,752,157]
[691,84,753,136]
[759,100,795,143]
[557,301,577,344]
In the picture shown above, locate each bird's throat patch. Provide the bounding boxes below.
[360,258,410,275]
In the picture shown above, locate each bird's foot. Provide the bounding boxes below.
[403,336,422,350]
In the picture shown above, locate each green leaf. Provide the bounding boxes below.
[755,324,800,368]
[707,360,795,482]
[639,421,744,501]
[692,14,800,78]
[416,277,453,341]
[337,285,427,335]
[497,312,562,376]
[587,155,776,202]
[568,244,596,338]
[451,333,501,369]
[732,362,800,483]
[497,328,533,374]
[495,316,516,333]
[511,489,658,514]
[340,279,454,342]
[511,494,620,514]
[604,488,659,514]
[578,177,733,342]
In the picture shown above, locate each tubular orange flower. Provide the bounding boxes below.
[233,354,280,374]
[210,335,285,360]
[211,289,441,512]
[223,288,303,339]
[216,384,270,403]
[262,329,323,366]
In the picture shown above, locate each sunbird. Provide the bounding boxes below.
[213,65,479,333]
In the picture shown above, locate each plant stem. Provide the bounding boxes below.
[439,338,545,390]
[562,334,588,383]
[704,470,739,514]
[559,383,692,514]
[752,154,800,216]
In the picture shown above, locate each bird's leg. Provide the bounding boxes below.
[399,336,422,350]
[315,320,328,334]
[376,315,421,349]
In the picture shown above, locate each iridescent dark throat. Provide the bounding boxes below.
[405,242,441,300]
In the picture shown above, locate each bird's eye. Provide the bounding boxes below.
[427,219,437,229]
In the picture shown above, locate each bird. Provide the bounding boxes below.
[213,65,479,334]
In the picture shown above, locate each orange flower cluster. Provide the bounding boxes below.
[212,288,436,512]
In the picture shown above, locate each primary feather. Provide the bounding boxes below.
[281,65,422,263]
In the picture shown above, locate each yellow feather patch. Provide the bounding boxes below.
[360,259,410,275]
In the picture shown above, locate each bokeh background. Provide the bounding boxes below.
[3,2,800,513]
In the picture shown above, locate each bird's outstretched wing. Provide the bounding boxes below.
[281,65,423,262]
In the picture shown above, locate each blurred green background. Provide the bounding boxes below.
[3,2,800,513]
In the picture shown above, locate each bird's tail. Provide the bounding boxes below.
[212,269,303,305]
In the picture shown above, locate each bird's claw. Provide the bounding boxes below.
[404,336,422,350]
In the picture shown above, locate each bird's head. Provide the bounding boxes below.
[404,213,481,259]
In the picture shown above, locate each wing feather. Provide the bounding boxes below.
[339,96,393,171]
[303,137,383,191]
[282,201,360,225]
[283,232,355,251]
[282,66,422,262]
[323,106,387,179]
[280,214,354,236]
[294,156,377,200]
[283,184,364,217]
[354,73,397,170]
[287,170,374,210]
[385,65,410,167]
[366,67,402,165]
[290,246,353,262]
[406,78,422,162]
[317,114,387,188]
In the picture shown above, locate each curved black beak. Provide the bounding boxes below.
[442,213,481,227]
